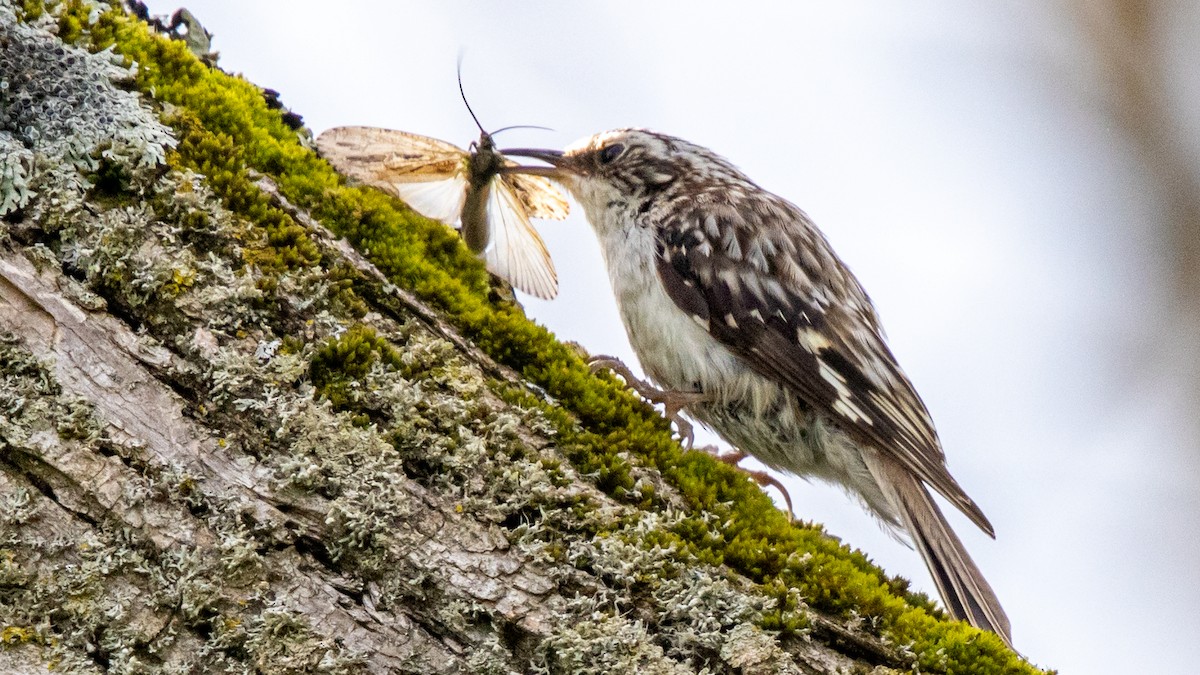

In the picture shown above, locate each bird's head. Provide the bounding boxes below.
[504,129,749,221]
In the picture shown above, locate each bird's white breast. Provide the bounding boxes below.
[583,200,762,404]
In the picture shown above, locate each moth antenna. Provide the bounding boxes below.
[491,124,554,137]
[457,56,486,134]
[458,58,550,138]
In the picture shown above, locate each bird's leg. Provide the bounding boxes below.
[588,354,708,449]
[590,353,796,520]
[709,447,796,520]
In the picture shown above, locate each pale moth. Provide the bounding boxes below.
[316,94,568,298]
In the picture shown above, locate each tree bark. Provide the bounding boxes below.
[0,3,1040,673]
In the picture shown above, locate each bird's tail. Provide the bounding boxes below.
[865,455,1013,648]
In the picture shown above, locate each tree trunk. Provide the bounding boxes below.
[0,3,1040,673]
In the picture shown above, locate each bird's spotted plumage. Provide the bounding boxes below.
[653,180,993,535]
[504,129,1011,646]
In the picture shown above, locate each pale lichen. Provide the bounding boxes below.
[529,597,694,675]
[0,133,34,216]
[0,2,174,222]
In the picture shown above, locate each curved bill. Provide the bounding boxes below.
[499,148,564,177]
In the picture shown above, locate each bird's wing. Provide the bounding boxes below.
[653,191,993,535]
[316,126,468,225]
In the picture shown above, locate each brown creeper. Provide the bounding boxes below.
[505,130,1012,646]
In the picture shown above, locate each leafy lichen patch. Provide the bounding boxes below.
[0,2,174,221]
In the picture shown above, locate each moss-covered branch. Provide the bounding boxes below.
[0,1,1047,672]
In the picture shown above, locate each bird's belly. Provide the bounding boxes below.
[698,399,900,527]
[609,249,745,395]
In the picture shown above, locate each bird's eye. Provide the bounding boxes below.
[597,143,625,165]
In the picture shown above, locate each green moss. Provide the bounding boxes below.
[0,625,38,646]
[54,4,86,44]
[310,323,403,412]
[165,110,323,279]
[26,4,1044,673]
[86,153,137,205]
[15,0,45,21]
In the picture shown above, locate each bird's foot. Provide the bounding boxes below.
[706,446,796,520]
[588,354,708,449]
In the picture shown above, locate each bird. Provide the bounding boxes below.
[502,129,1012,647]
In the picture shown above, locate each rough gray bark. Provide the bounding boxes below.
[0,3,1033,674]
[0,169,875,673]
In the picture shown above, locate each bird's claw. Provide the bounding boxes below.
[706,446,796,521]
[589,354,705,449]
[589,355,793,519]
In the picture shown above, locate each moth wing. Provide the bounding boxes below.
[316,126,466,178]
[317,126,469,224]
[389,176,469,225]
[484,177,558,299]
[501,163,570,220]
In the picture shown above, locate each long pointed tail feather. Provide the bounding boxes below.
[865,455,1013,648]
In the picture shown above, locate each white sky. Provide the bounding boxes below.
[143,2,1200,672]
